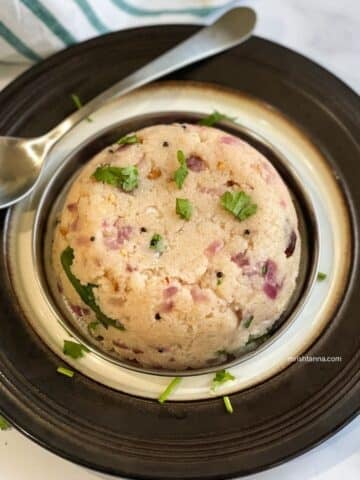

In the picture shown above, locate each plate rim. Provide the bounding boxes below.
[0,25,359,480]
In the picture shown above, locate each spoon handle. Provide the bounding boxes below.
[46,7,256,143]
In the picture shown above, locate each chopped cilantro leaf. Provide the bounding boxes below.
[158,377,181,404]
[92,164,138,192]
[198,110,236,127]
[243,315,254,328]
[63,340,89,359]
[174,150,188,189]
[223,396,233,414]
[317,272,327,281]
[0,416,11,431]
[246,332,270,347]
[150,233,165,253]
[117,133,140,145]
[217,349,228,356]
[176,198,192,220]
[71,93,92,122]
[61,246,125,330]
[220,191,257,221]
[211,369,235,391]
[88,321,99,333]
[57,366,75,378]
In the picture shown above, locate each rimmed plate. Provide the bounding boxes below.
[0,26,359,479]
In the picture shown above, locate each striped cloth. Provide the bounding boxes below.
[0,0,234,64]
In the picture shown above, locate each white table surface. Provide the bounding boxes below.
[0,0,359,479]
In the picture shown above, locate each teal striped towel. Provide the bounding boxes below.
[0,0,235,64]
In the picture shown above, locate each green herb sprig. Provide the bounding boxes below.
[217,349,228,356]
[246,332,270,348]
[243,315,254,329]
[220,191,257,222]
[57,366,75,378]
[150,233,165,253]
[158,377,181,404]
[198,110,236,127]
[117,133,140,145]
[174,150,188,189]
[71,93,92,122]
[0,416,11,431]
[88,321,99,333]
[63,340,89,359]
[61,246,124,330]
[92,164,138,192]
[211,369,235,391]
[176,198,192,220]
[223,396,233,414]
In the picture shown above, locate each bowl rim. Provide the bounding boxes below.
[32,110,319,377]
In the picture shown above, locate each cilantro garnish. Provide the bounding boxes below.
[61,246,124,330]
[317,272,327,281]
[57,366,75,378]
[71,93,92,122]
[63,340,89,359]
[0,416,11,431]
[176,198,192,220]
[198,110,236,127]
[117,133,140,145]
[243,315,254,329]
[246,332,270,348]
[223,395,233,414]
[92,164,138,192]
[88,321,99,333]
[158,377,181,404]
[211,369,235,391]
[150,233,165,253]
[174,150,188,189]
[220,191,257,221]
[217,349,228,356]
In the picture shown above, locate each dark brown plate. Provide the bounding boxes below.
[0,26,359,479]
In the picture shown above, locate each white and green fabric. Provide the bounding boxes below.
[0,0,235,64]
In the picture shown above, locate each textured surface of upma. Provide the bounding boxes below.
[52,123,301,370]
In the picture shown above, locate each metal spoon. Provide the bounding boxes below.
[0,7,256,209]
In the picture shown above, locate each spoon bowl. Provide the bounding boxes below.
[0,136,48,208]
